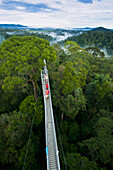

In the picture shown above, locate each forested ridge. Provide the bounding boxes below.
[60,27,113,56]
[0,28,54,45]
[0,35,113,169]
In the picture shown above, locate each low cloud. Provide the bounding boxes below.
[16,6,26,10]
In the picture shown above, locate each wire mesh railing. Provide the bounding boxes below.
[41,61,60,170]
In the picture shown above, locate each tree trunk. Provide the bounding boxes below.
[32,68,38,102]
[32,80,37,102]
[61,112,64,121]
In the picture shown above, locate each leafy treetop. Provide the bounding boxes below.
[0,36,56,102]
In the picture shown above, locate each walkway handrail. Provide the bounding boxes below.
[47,70,60,170]
[41,60,60,170]
[41,70,49,170]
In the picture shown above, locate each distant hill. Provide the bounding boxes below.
[72,27,93,31]
[0,24,27,29]
[91,26,112,33]
[58,26,113,56]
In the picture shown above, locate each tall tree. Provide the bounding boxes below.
[0,36,56,102]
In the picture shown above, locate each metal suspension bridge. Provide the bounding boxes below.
[41,60,60,170]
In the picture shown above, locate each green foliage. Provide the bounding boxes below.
[66,153,97,170]
[0,80,26,113]
[0,95,44,169]
[68,121,79,142]
[94,74,113,100]
[19,95,44,126]
[65,30,113,55]
[59,121,79,152]
[64,41,82,54]
[61,88,86,119]
[0,111,31,166]
[51,71,86,119]
[80,117,113,166]
[0,36,56,101]
[49,41,113,169]
[1,34,113,170]
[0,28,55,43]
[85,74,113,114]
[85,47,105,58]
[18,137,41,170]
[60,62,87,95]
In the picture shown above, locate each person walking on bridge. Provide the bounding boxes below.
[46,83,49,89]
[45,89,49,99]
[46,146,49,156]
[45,73,48,80]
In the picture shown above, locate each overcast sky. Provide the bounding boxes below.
[0,0,113,28]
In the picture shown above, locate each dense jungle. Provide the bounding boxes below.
[0,27,113,170]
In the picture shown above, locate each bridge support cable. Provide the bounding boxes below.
[41,61,60,170]
[22,104,38,170]
[54,109,68,170]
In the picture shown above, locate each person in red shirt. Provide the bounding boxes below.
[46,83,49,89]
[45,90,49,99]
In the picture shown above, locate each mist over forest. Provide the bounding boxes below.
[0,25,112,57]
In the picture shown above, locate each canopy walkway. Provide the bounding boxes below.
[41,61,60,170]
